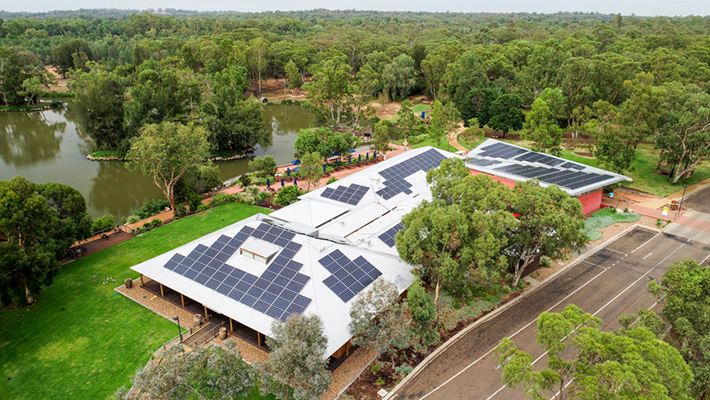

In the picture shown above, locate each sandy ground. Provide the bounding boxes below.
[46,65,69,92]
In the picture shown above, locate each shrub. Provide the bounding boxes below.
[91,214,115,233]
[133,199,171,219]
[248,155,277,178]
[239,174,252,188]
[196,204,209,213]
[143,222,152,229]
[210,193,237,207]
[187,192,202,213]
[539,256,551,268]
[327,177,338,184]
[273,185,303,206]
[174,204,187,218]
[150,219,163,228]
[126,215,140,224]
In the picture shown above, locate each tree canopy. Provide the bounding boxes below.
[496,304,694,400]
[126,122,210,213]
[0,177,90,305]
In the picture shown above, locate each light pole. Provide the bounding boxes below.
[172,316,183,343]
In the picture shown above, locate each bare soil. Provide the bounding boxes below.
[46,65,69,92]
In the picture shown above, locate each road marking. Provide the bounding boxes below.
[580,260,607,270]
[417,230,662,400]
[603,247,628,256]
[700,253,710,266]
[486,240,687,400]
[642,252,654,260]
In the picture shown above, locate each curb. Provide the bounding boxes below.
[383,223,653,399]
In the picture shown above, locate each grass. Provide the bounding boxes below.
[0,203,271,400]
[583,207,641,241]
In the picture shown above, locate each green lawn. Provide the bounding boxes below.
[0,203,270,400]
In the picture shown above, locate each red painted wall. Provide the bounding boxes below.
[577,190,603,215]
[468,169,517,188]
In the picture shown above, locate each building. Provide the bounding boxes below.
[131,147,456,359]
[465,139,632,214]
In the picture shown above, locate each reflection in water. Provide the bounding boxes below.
[0,110,66,166]
[0,103,316,218]
[88,161,164,217]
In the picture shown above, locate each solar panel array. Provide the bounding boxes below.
[376,148,447,200]
[478,141,528,159]
[321,183,369,205]
[319,249,382,302]
[378,223,404,247]
[470,141,619,190]
[493,164,613,190]
[163,223,311,321]
[466,157,501,167]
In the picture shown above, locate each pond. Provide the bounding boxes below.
[0,103,316,218]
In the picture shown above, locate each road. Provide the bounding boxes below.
[391,225,710,400]
[666,185,710,244]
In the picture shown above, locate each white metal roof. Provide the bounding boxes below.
[465,139,632,196]
[131,147,456,357]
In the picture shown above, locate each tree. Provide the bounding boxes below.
[649,259,710,398]
[488,93,524,137]
[71,67,127,149]
[299,152,324,191]
[522,95,562,155]
[428,99,459,148]
[264,314,331,400]
[349,278,410,365]
[371,120,393,155]
[174,162,222,204]
[505,180,587,286]
[126,122,210,213]
[594,129,636,174]
[406,280,439,346]
[115,338,255,400]
[617,73,667,150]
[293,127,356,161]
[50,39,91,77]
[0,46,49,106]
[655,89,710,184]
[395,99,424,145]
[444,50,489,118]
[396,158,516,301]
[248,155,277,178]
[303,58,352,129]
[285,59,302,89]
[273,185,303,207]
[247,37,270,94]
[0,177,90,305]
[381,54,417,101]
[201,66,265,152]
[496,304,693,400]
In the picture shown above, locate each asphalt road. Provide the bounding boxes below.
[392,226,710,400]
[666,185,710,244]
[682,185,710,213]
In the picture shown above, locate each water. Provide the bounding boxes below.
[0,103,315,218]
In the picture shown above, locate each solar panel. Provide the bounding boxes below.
[560,162,585,170]
[479,142,529,159]
[320,183,369,205]
[162,222,312,321]
[376,149,447,200]
[318,250,382,302]
[378,223,404,247]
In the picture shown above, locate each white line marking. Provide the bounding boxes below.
[603,247,628,256]
[580,260,607,270]
[700,253,710,266]
[642,252,654,260]
[417,230,664,400]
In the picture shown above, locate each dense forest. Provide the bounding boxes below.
[1,10,709,182]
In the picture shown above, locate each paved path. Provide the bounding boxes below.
[387,225,710,400]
